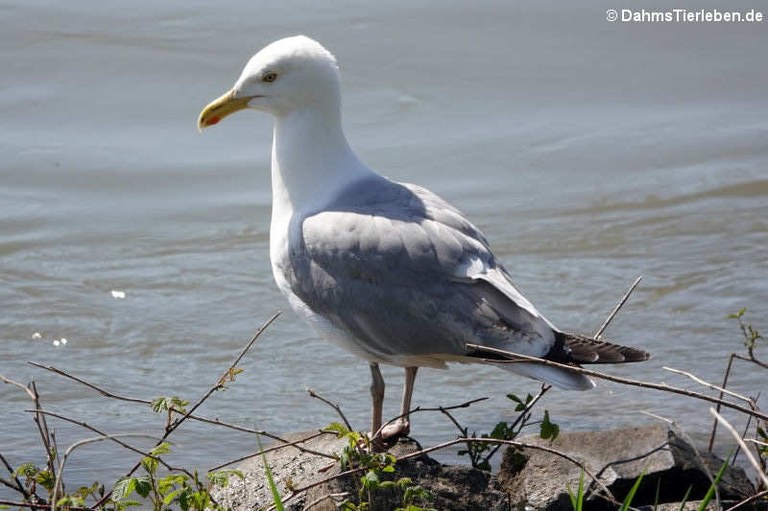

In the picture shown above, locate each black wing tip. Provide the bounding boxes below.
[554,332,651,364]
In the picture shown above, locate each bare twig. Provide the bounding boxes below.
[209,430,336,472]
[438,388,549,469]
[28,410,171,472]
[171,311,282,435]
[467,344,768,423]
[50,434,157,511]
[412,397,489,416]
[29,381,57,496]
[709,352,738,452]
[640,411,674,424]
[307,388,353,431]
[0,501,90,510]
[710,408,768,491]
[725,489,768,511]
[2,375,59,501]
[27,363,149,406]
[438,406,468,437]
[485,384,550,463]
[90,313,280,509]
[304,492,348,510]
[26,336,334,470]
[217,311,282,386]
[373,397,489,440]
[663,366,755,405]
[747,351,768,370]
[1,374,37,399]
[25,365,310,448]
[593,276,642,339]
[0,452,31,500]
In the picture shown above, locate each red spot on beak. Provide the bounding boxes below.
[208,116,221,126]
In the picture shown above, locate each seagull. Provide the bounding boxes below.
[197,35,649,441]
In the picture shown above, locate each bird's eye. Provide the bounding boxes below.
[262,72,278,83]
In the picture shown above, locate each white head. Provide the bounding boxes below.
[198,35,342,128]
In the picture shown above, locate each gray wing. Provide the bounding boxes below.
[282,175,556,362]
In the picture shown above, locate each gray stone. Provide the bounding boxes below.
[213,432,509,511]
[497,423,757,510]
[212,430,348,511]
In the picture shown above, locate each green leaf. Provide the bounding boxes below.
[141,455,158,475]
[507,393,533,411]
[112,477,137,502]
[133,475,152,498]
[169,396,190,413]
[12,462,38,478]
[150,442,172,456]
[402,482,434,506]
[158,473,187,494]
[540,410,559,441]
[56,496,76,507]
[727,308,746,319]
[208,469,244,487]
[35,469,55,491]
[361,470,380,490]
[177,487,191,511]
[151,396,169,413]
[490,421,511,439]
[162,487,185,506]
[218,367,244,385]
[325,421,351,436]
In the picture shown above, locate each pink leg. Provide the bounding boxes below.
[380,366,418,439]
[369,362,385,437]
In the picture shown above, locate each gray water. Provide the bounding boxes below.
[2,0,767,496]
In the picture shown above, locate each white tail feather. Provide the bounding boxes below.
[498,362,595,391]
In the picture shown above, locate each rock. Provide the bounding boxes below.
[497,423,758,510]
[212,430,347,511]
[213,431,508,511]
[213,425,762,511]
[303,440,509,511]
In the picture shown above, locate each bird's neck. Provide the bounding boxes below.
[270,105,370,217]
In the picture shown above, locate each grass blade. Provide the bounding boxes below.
[697,451,732,511]
[567,470,585,511]
[619,470,645,511]
[258,438,284,511]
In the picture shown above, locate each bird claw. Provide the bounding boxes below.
[380,418,411,439]
[367,418,411,451]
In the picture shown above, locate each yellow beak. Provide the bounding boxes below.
[197,89,253,131]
